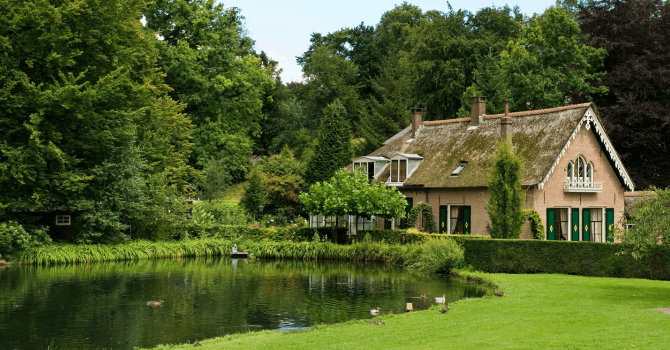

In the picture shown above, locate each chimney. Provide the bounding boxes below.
[411,108,423,138]
[470,96,487,126]
[501,100,512,143]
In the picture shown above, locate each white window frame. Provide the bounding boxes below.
[390,159,407,184]
[55,215,71,226]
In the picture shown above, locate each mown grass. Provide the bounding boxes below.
[142,272,670,350]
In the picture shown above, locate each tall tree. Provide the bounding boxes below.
[0,0,194,241]
[143,0,274,181]
[487,142,526,239]
[580,0,670,189]
[304,101,352,187]
[240,166,267,221]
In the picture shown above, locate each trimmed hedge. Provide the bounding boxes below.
[357,229,485,245]
[462,239,670,280]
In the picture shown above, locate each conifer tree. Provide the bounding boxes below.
[304,100,352,187]
[486,141,525,239]
[240,167,267,221]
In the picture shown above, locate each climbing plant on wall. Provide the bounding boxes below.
[522,209,545,240]
[407,203,438,233]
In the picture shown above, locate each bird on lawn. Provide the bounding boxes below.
[147,300,163,307]
[494,288,504,297]
[370,307,380,316]
[435,294,446,304]
[368,320,375,324]
[194,340,202,347]
[375,321,385,325]
[439,302,450,314]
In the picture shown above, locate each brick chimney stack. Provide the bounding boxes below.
[470,96,487,126]
[501,99,512,143]
[411,108,423,138]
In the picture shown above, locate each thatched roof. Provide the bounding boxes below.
[367,103,621,188]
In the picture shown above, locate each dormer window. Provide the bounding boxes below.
[451,161,468,176]
[354,161,375,181]
[391,159,407,182]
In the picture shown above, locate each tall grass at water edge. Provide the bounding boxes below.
[15,239,465,273]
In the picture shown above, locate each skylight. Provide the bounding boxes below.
[451,161,468,176]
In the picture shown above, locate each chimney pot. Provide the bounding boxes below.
[411,108,423,138]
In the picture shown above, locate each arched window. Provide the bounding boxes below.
[567,162,574,182]
[586,163,593,183]
[577,156,586,183]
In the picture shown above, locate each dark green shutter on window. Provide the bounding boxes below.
[582,208,591,242]
[405,198,413,218]
[463,206,471,234]
[606,208,614,242]
[439,206,447,233]
[571,208,580,241]
[384,219,391,230]
[547,208,555,240]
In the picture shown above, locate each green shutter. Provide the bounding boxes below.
[606,208,614,242]
[571,208,580,241]
[384,219,391,230]
[405,198,413,218]
[547,208,555,240]
[582,208,591,242]
[439,206,447,233]
[463,206,471,235]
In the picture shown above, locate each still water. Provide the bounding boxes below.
[0,258,487,349]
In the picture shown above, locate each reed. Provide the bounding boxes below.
[16,238,465,274]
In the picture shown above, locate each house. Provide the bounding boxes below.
[344,97,635,241]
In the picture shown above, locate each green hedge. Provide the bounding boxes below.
[462,239,670,280]
[357,229,485,245]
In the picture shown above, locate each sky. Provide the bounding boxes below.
[222,0,560,83]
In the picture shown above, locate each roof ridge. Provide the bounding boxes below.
[421,103,592,126]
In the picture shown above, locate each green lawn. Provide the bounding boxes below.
[145,272,670,349]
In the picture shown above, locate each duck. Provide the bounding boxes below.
[12,304,19,309]
[147,300,163,307]
[370,307,380,316]
[439,302,450,314]
[494,288,504,297]
[420,293,426,301]
[368,320,375,324]
[435,294,446,304]
[194,340,202,347]
[375,321,385,325]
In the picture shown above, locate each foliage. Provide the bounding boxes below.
[356,229,483,245]
[196,157,233,201]
[406,202,438,233]
[461,238,670,280]
[132,173,191,241]
[616,187,670,259]
[409,238,465,273]
[143,0,274,180]
[304,101,353,187]
[580,0,670,189]
[240,167,267,220]
[495,6,607,112]
[487,142,526,239]
[0,221,51,258]
[192,200,248,226]
[300,169,407,220]
[0,0,195,239]
[522,208,545,240]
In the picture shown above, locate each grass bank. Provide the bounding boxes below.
[142,272,670,349]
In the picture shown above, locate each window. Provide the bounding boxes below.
[356,216,376,231]
[56,215,71,226]
[450,206,465,234]
[554,209,568,240]
[391,159,407,183]
[577,157,585,182]
[590,208,603,242]
[586,163,593,184]
[451,161,468,176]
[567,162,574,181]
[354,162,375,181]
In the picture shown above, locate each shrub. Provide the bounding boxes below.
[407,202,438,233]
[409,238,465,273]
[0,221,51,258]
[194,200,248,226]
[522,209,545,240]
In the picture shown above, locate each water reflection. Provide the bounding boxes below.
[0,258,487,350]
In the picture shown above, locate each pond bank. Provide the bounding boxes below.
[141,271,670,350]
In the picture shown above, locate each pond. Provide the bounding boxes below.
[0,258,488,350]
